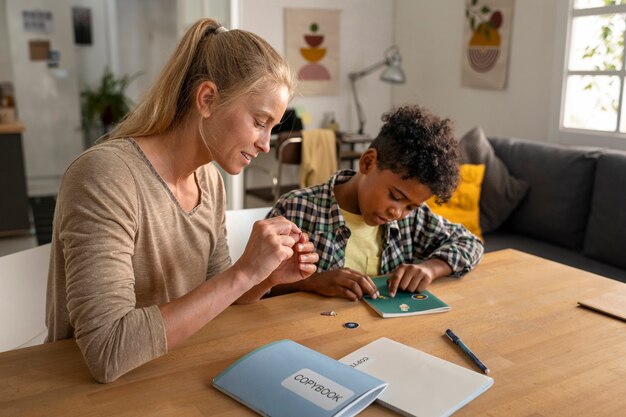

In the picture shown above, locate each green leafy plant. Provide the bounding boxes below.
[80,67,141,144]
[578,4,623,114]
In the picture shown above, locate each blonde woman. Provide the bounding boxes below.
[46,19,318,383]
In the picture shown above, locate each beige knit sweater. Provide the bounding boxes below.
[46,139,231,383]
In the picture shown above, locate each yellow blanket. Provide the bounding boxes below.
[299,129,338,188]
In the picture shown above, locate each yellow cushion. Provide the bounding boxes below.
[426,164,485,240]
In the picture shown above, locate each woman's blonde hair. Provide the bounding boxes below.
[108,18,293,140]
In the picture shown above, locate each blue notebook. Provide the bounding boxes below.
[213,340,388,417]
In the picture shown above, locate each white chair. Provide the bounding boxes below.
[224,207,271,262]
[0,209,269,352]
[0,243,51,352]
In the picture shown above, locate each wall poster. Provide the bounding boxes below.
[285,8,340,96]
[22,10,53,33]
[461,0,514,89]
[72,7,93,45]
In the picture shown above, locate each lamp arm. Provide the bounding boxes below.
[350,76,366,135]
[348,59,388,135]
[347,47,403,135]
[348,59,387,82]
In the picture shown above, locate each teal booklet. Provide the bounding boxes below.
[212,340,388,417]
[363,276,450,318]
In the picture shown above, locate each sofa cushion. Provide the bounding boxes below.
[489,137,599,250]
[426,164,485,240]
[583,151,626,269]
[459,127,529,233]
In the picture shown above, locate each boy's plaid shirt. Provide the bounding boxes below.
[267,170,484,277]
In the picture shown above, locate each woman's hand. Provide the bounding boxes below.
[233,216,303,285]
[301,268,379,301]
[267,233,319,286]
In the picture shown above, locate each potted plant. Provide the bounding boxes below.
[80,67,141,148]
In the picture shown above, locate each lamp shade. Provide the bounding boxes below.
[380,65,405,84]
[380,48,405,84]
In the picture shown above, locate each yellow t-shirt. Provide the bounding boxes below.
[340,208,383,276]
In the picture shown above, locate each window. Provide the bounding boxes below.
[562,0,626,134]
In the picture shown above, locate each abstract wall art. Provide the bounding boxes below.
[285,8,340,96]
[461,0,514,89]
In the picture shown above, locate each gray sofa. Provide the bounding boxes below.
[478,136,626,283]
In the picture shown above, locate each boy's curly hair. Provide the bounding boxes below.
[369,105,460,203]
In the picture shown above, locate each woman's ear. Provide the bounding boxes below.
[196,81,219,118]
[359,148,378,173]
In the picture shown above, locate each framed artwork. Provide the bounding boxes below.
[285,8,340,96]
[461,0,514,89]
[72,7,92,45]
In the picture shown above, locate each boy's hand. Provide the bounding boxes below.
[302,269,379,301]
[387,259,452,297]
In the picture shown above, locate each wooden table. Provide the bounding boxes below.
[2,249,625,416]
[0,122,25,134]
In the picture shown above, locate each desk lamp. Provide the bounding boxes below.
[348,46,406,135]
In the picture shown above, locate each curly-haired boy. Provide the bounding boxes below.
[266,105,484,300]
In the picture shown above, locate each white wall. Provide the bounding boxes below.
[177,0,230,36]
[5,0,83,195]
[116,0,178,103]
[0,0,13,81]
[394,0,558,142]
[70,0,111,89]
[238,0,396,137]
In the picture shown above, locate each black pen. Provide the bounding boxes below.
[445,328,490,375]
